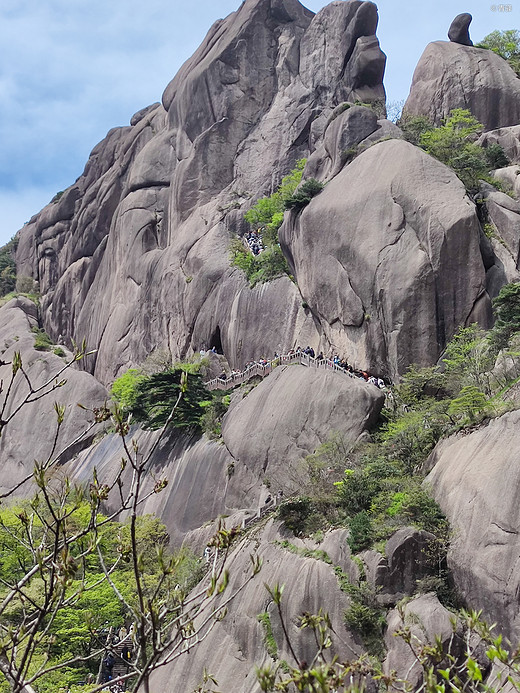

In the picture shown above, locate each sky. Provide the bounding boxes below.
[0,0,516,245]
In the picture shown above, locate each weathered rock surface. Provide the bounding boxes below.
[153,519,361,693]
[479,126,520,164]
[384,594,461,690]
[0,297,108,492]
[16,0,386,385]
[359,528,437,604]
[222,364,384,490]
[69,426,261,549]
[448,13,473,46]
[426,411,520,642]
[280,138,489,380]
[493,164,520,198]
[403,41,520,130]
[66,362,382,546]
[480,182,520,271]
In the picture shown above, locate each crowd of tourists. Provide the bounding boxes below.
[213,346,389,390]
[246,231,264,255]
[99,624,134,691]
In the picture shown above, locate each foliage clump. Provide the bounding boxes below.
[283,178,324,210]
[477,29,520,75]
[490,281,520,350]
[111,357,231,435]
[200,392,231,439]
[0,501,202,693]
[31,326,53,351]
[0,237,17,297]
[112,365,209,431]
[231,160,310,286]
[400,109,509,193]
[230,240,291,288]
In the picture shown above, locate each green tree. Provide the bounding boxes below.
[232,160,306,286]
[399,114,434,145]
[243,159,305,230]
[490,282,520,350]
[419,109,488,193]
[131,368,209,430]
[448,385,489,423]
[111,368,147,411]
[0,238,17,297]
[284,179,324,210]
[442,323,492,395]
[478,29,520,75]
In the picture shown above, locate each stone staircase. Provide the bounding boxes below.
[205,351,363,391]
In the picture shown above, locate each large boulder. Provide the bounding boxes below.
[493,164,520,198]
[479,125,520,165]
[426,410,520,642]
[480,182,520,270]
[403,41,520,130]
[222,364,385,491]
[359,528,437,604]
[280,138,489,380]
[152,519,361,693]
[384,594,461,691]
[448,13,473,46]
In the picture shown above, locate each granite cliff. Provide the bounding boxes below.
[3,0,520,690]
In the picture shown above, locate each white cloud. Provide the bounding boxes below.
[0,0,517,236]
[0,186,59,245]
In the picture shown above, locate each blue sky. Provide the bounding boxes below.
[0,0,516,244]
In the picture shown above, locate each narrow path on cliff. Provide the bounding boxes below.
[204,350,389,392]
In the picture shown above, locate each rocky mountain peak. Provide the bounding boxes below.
[16,0,386,384]
[403,20,520,130]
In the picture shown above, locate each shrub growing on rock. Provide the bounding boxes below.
[131,368,209,431]
[284,179,324,210]
[490,281,520,350]
[419,109,489,193]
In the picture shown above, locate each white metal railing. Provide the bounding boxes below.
[204,350,361,391]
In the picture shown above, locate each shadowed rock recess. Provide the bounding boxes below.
[6,0,520,689]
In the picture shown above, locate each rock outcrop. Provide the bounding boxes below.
[222,364,384,490]
[480,182,520,278]
[68,360,384,546]
[403,41,520,130]
[0,297,108,492]
[384,594,462,690]
[16,0,387,384]
[426,411,520,643]
[448,13,473,46]
[280,138,489,380]
[360,528,438,604]
[152,519,361,693]
[479,125,520,164]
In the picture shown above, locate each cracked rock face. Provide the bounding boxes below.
[221,364,385,491]
[403,41,520,130]
[0,298,108,492]
[426,410,520,643]
[151,519,362,693]
[280,138,489,381]
[16,0,386,385]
